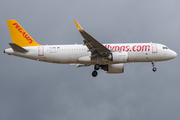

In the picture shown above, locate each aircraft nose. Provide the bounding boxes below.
[165,50,177,60]
[168,50,177,59]
[170,50,177,59]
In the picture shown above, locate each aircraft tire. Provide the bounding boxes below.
[94,64,100,70]
[92,71,98,77]
[152,67,157,72]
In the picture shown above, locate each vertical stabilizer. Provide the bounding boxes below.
[6,20,40,47]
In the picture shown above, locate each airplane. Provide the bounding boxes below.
[4,20,177,77]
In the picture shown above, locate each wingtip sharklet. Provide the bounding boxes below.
[74,20,83,31]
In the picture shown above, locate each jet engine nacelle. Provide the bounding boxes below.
[108,52,128,63]
[101,64,124,73]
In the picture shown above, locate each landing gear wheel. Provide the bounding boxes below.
[92,71,98,77]
[94,64,100,70]
[152,67,157,72]
[151,61,157,72]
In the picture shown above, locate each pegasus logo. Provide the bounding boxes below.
[12,23,33,44]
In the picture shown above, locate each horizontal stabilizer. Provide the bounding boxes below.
[9,43,28,52]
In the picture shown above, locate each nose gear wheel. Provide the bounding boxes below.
[152,67,157,72]
[152,61,157,72]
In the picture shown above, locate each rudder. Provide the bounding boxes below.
[6,20,40,47]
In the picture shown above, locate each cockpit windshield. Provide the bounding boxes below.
[163,46,168,49]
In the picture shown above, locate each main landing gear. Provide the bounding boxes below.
[92,64,100,77]
[152,61,157,72]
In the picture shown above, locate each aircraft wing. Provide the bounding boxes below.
[74,20,111,58]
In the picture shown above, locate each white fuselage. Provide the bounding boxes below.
[4,43,177,65]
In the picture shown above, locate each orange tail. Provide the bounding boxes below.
[6,20,41,47]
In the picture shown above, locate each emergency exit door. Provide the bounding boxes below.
[38,46,44,56]
[152,44,157,53]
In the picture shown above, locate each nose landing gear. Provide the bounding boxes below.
[152,61,157,72]
[152,67,157,72]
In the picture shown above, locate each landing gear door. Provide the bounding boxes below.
[152,44,157,53]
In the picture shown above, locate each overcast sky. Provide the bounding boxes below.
[0,0,180,120]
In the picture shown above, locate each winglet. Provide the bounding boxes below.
[74,20,83,31]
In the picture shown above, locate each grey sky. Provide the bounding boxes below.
[0,0,180,120]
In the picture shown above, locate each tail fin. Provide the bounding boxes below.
[6,20,41,47]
